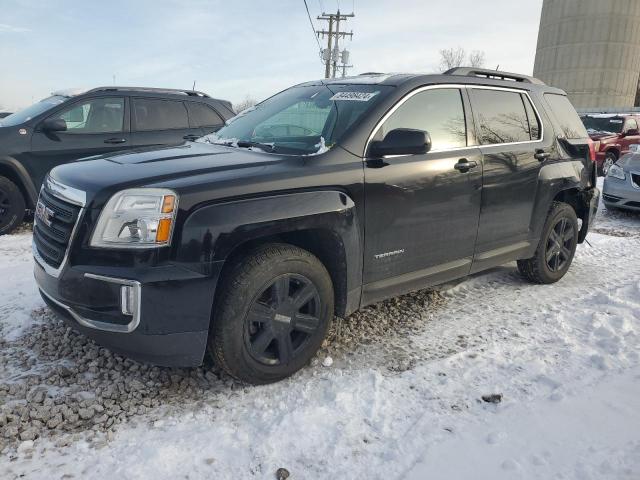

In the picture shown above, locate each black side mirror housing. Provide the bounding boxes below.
[41,118,67,133]
[624,128,639,137]
[369,128,431,157]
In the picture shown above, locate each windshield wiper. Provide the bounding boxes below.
[237,140,277,153]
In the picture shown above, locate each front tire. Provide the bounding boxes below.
[599,151,617,176]
[210,243,334,384]
[517,202,579,284]
[0,176,25,235]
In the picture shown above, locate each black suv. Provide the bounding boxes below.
[33,68,599,384]
[0,87,234,234]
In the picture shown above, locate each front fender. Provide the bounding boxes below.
[175,190,362,311]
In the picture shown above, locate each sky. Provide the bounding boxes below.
[0,0,543,111]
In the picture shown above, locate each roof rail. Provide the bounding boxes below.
[444,67,545,85]
[84,86,211,97]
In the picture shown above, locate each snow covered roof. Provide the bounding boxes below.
[50,88,90,98]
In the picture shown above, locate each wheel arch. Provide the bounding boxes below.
[530,161,594,246]
[215,228,352,317]
[0,157,38,209]
[176,190,363,318]
[604,147,620,158]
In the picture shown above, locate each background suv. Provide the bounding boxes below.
[0,87,234,234]
[34,68,599,384]
[581,113,640,175]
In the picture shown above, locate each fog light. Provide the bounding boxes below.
[120,285,136,316]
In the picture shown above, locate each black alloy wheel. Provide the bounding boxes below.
[245,273,322,366]
[545,217,575,272]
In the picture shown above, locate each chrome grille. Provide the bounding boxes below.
[33,187,82,269]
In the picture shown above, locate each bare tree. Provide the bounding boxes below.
[439,47,486,72]
[439,47,466,72]
[233,95,257,113]
[469,50,486,68]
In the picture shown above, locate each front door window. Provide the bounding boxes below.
[53,97,125,134]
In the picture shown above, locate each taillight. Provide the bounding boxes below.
[587,138,596,162]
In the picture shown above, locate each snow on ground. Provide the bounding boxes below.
[1,192,639,480]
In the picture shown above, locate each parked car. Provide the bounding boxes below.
[603,150,640,211]
[0,87,234,234]
[0,112,12,119]
[33,68,599,384]
[580,113,640,176]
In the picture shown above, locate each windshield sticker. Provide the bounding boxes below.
[330,91,379,102]
[610,120,623,124]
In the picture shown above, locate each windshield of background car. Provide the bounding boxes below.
[0,95,67,127]
[201,84,393,154]
[581,115,625,135]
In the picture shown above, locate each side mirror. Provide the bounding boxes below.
[369,128,431,157]
[624,128,639,137]
[41,117,67,133]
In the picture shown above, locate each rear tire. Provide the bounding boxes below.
[210,243,334,384]
[0,176,25,235]
[517,202,579,284]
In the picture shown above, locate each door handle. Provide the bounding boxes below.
[454,158,478,173]
[534,149,551,162]
[104,138,127,144]
[183,134,200,141]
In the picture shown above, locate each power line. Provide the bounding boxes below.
[303,0,323,53]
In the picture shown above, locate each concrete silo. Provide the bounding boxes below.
[533,0,640,110]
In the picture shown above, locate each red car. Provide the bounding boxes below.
[581,113,640,175]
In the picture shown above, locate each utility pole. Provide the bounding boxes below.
[316,10,354,78]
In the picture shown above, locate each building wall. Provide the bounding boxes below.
[533,0,640,109]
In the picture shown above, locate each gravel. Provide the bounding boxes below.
[0,286,446,453]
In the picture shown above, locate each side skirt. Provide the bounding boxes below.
[360,257,472,307]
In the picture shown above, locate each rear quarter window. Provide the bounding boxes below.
[186,102,224,128]
[544,93,588,139]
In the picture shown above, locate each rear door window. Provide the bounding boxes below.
[469,89,531,144]
[544,93,588,139]
[376,88,467,151]
[133,98,189,131]
[186,102,224,128]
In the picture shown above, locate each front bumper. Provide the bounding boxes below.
[603,175,640,211]
[34,252,220,367]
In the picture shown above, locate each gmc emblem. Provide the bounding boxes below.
[35,200,55,228]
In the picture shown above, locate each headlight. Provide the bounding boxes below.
[90,188,178,248]
[607,164,626,180]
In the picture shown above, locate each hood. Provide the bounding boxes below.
[588,131,619,141]
[617,152,640,171]
[49,141,291,207]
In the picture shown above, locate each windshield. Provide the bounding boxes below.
[581,116,625,135]
[200,84,392,155]
[0,95,67,127]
